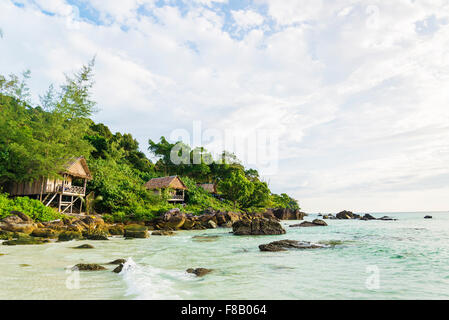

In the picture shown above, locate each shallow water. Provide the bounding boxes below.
[1,212,449,300]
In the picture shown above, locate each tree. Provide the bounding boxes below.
[217,171,254,209]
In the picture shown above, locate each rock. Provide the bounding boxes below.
[182,218,196,230]
[73,244,94,249]
[31,228,59,238]
[259,240,327,252]
[225,212,241,223]
[124,224,149,238]
[232,218,286,236]
[336,210,355,219]
[0,230,15,240]
[1,223,36,234]
[424,215,432,219]
[58,231,83,242]
[312,219,328,226]
[83,229,109,240]
[3,237,49,246]
[207,220,217,229]
[215,212,227,226]
[361,214,376,221]
[290,219,328,227]
[72,264,106,271]
[20,264,31,267]
[108,225,124,235]
[113,264,124,273]
[378,216,397,221]
[152,230,175,236]
[186,268,213,277]
[42,220,64,230]
[10,211,32,223]
[162,209,186,229]
[272,209,305,220]
[0,215,24,224]
[192,235,220,242]
[108,259,127,265]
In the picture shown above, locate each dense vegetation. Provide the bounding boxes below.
[0,193,61,222]
[0,61,300,221]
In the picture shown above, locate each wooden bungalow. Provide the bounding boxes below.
[8,157,92,213]
[144,176,187,202]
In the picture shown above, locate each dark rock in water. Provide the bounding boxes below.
[424,215,432,219]
[259,240,326,252]
[161,208,186,229]
[113,264,124,273]
[72,264,106,271]
[73,244,94,249]
[84,230,109,240]
[31,228,59,238]
[290,219,328,227]
[19,264,31,267]
[192,235,220,242]
[186,268,213,277]
[152,230,175,236]
[361,214,376,221]
[58,231,83,242]
[108,225,124,235]
[232,218,286,235]
[109,259,127,265]
[124,224,149,238]
[336,210,355,219]
[378,216,397,221]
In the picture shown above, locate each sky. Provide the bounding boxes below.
[1,0,449,213]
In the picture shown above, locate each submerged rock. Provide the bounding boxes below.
[424,215,433,219]
[152,230,175,236]
[72,244,95,249]
[232,218,286,236]
[361,214,376,221]
[259,240,326,252]
[378,216,397,221]
[192,235,220,242]
[3,236,49,246]
[186,268,213,277]
[72,264,106,271]
[83,229,109,240]
[108,225,125,236]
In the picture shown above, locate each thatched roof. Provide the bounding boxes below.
[144,176,187,190]
[64,157,92,180]
[199,183,217,193]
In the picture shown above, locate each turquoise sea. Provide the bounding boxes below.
[1,212,449,300]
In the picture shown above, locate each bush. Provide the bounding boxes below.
[0,193,61,222]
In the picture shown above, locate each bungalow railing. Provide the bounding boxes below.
[169,194,184,200]
[56,185,85,195]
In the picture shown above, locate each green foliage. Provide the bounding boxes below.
[0,193,61,222]
[270,193,300,210]
[217,171,254,209]
[182,176,235,213]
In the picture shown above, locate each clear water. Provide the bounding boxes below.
[1,212,449,300]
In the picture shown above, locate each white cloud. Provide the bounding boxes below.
[231,9,264,30]
[1,0,449,212]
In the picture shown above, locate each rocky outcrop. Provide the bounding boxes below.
[232,218,286,236]
[259,240,327,252]
[290,219,328,227]
[31,228,59,238]
[108,259,127,265]
[271,209,305,220]
[124,224,149,238]
[113,264,124,273]
[186,268,213,277]
[0,213,36,234]
[360,214,376,221]
[378,216,397,221]
[424,215,432,219]
[161,209,186,229]
[336,210,355,219]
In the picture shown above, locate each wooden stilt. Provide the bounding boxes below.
[70,196,73,214]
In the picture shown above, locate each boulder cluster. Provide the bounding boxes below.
[321,211,397,221]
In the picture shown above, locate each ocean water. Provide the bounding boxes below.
[1,212,449,300]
